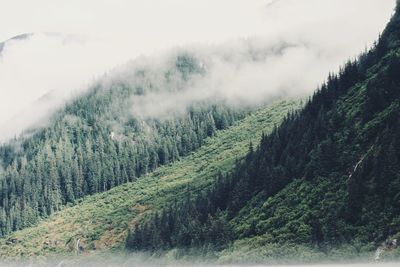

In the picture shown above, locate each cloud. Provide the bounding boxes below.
[266,0,281,8]
[0,0,395,141]
[99,37,342,121]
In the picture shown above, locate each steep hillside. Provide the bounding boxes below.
[0,101,298,258]
[127,3,400,263]
[0,52,253,237]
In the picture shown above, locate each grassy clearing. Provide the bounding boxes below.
[0,100,298,259]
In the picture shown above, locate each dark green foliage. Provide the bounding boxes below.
[0,55,249,237]
[127,6,400,256]
[174,54,204,80]
[126,177,233,252]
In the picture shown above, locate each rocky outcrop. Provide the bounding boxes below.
[375,237,398,261]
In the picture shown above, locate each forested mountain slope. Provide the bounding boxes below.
[0,53,253,236]
[126,3,400,262]
[0,101,297,258]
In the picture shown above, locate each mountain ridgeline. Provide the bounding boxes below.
[0,2,399,263]
[126,3,400,259]
[0,54,250,236]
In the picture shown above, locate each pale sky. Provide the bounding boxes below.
[0,0,395,46]
[0,0,396,141]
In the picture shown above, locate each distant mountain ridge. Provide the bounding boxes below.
[0,33,32,55]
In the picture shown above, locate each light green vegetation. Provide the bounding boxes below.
[0,100,298,259]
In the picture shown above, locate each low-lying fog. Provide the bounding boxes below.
[0,257,398,267]
[1,264,398,267]
[0,0,395,142]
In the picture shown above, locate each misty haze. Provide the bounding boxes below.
[0,0,399,266]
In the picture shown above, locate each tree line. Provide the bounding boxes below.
[126,7,400,253]
[0,54,248,236]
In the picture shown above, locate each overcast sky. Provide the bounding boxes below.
[0,0,395,47]
[0,0,396,141]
